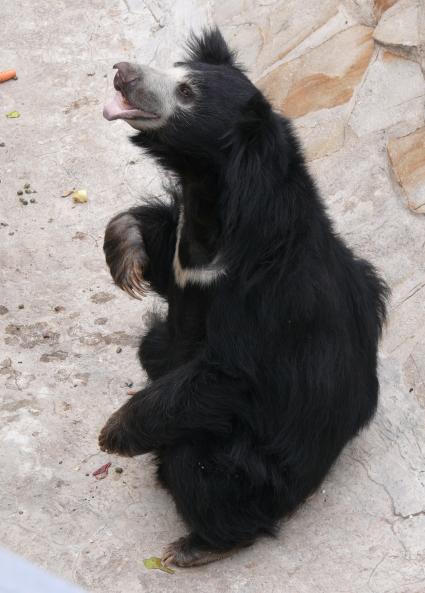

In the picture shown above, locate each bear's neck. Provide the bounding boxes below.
[176,174,221,270]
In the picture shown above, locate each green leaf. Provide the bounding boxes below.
[143,556,175,574]
[6,110,20,118]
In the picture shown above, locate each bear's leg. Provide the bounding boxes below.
[99,358,242,458]
[156,443,270,567]
[103,199,179,299]
[138,316,172,380]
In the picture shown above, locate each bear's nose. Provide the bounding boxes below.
[113,62,140,91]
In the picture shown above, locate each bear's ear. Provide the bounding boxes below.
[186,27,236,66]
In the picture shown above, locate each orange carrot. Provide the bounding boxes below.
[0,70,17,83]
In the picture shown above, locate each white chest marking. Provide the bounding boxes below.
[172,210,226,289]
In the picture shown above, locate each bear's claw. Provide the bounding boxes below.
[98,410,135,457]
[161,535,236,567]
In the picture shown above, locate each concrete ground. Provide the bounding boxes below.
[1,1,425,592]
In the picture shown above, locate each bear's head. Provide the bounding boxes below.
[103,28,272,159]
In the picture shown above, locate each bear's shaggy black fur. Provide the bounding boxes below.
[99,29,389,566]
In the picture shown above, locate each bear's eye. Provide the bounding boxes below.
[177,83,193,100]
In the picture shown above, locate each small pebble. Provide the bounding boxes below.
[19,198,28,205]
[87,72,95,77]
[18,511,23,515]
[24,182,31,189]
[54,305,65,312]
[30,198,36,203]
[115,467,123,474]
[116,346,122,353]
[18,304,24,309]
[17,189,23,196]
[129,160,136,165]
[24,188,32,194]
[126,380,133,388]
[58,460,63,464]
[0,142,5,147]
[94,317,107,325]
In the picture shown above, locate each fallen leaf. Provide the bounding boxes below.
[72,189,88,203]
[143,557,175,574]
[61,189,74,198]
[92,461,111,480]
[6,110,20,118]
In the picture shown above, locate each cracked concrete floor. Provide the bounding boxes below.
[1,1,425,592]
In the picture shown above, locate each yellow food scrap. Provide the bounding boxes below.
[72,189,88,203]
[6,110,20,118]
[143,556,175,574]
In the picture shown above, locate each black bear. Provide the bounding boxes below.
[100,28,389,567]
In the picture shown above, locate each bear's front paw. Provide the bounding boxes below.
[104,212,149,299]
[98,409,138,457]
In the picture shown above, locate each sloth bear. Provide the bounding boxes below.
[99,28,388,567]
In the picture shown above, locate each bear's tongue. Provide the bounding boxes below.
[103,92,158,121]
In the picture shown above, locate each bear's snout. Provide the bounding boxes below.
[113,62,140,92]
